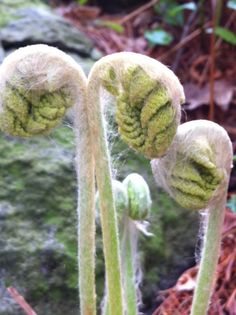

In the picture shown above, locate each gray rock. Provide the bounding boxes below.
[0,202,15,219]
[0,0,97,84]
[0,126,199,315]
[0,126,77,315]
[0,0,47,27]
[68,52,95,75]
[0,7,93,56]
[0,290,23,315]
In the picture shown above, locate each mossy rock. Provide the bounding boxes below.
[0,120,199,314]
[0,0,46,28]
[0,124,86,314]
[0,0,94,58]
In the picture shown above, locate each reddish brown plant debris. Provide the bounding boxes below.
[57,2,236,140]
[7,287,37,315]
[153,209,236,315]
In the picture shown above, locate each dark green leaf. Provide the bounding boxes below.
[181,2,197,10]
[154,1,196,26]
[144,29,173,46]
[154,0,182,26]
[77,0,88,4]
[215,26,236,45]
[227,0,236,10]
[227,195,236,213]
[166,9,184,26]
[169,2,197,16]
[95,20,124,33]
[154,0,171,14]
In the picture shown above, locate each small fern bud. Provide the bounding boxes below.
[112,180,129,218]
[96,179,129,222]
[0,44,85,137]
[151,120,232,210]
[123,173,151,220]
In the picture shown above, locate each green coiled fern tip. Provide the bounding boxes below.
[0,44,79,137]
[99,53,184,159]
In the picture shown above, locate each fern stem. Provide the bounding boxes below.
[87,80,124,315]
[190,194,227,315]
[121,219,138,315]
[74,76,96,315]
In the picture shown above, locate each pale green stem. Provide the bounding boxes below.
[103,219,138,315]
[74,83,96,315]
[190,192,227,315]
[102,285,109,315]
[120,219,138,315]
[87,81,124,315]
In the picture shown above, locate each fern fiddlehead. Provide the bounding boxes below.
[88,52,184,315]
[0,44,96,315]
[97,174,151,315]
[101,54,184,159]
[151,120,233,315]
[0,45,79,137]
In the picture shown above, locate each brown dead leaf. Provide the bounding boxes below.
[153,209,236,315]
[56,4,101,24]
[184,80,234,111]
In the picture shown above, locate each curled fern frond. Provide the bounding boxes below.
[90,52,185,159]
[0,44,82,137]
[151,120,232,210]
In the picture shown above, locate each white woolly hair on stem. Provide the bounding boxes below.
[87,52,184,315]
[0,44,96,315]
[151,119,233,315]
[121,173,152,315]
[98,175,152,315]
[119,218,139,315]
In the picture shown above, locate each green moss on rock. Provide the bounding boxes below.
[0,118,199,314]
[0,0,46,27]
[0,124,79,315]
